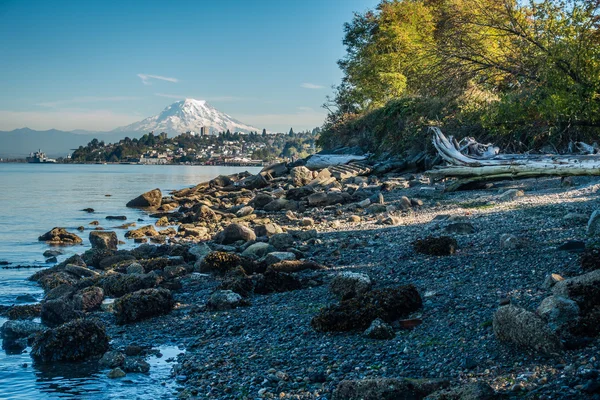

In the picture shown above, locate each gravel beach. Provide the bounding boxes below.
[5,162,600,400]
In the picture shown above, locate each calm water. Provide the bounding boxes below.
[0,163,261,399]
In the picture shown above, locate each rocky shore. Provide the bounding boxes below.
[3,155,600,399]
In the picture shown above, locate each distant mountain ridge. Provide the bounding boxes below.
[113,99,260,135]
[0,100,263,157]
[0,128,146,158]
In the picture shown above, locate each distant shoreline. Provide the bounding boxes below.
[0,160,267,167]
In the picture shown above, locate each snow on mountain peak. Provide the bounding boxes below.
[113,99,260,135]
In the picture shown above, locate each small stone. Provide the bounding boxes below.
[588,210,600,236]
[301,217,314,226]
[498,189,525,201]
[107,367,126,379]
[363,318,395,340]
[348,215,361,223]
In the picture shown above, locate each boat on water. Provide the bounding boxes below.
[26,150,57,163]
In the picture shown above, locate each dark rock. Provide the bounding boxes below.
[82,208,95,213]
[38,271,79,292]
[106,215,127,220]
[99,273,160,297]
[126,188,162,208]
[125,225,159,239]
[7,303,42,320]
[107,367,126,378]
[214,223,256,245]
[333,378,449,400]
[363,318,395,339]
[43,249,63,258]
[114,288,174,324]
[38,228,82,245]
[268,233,294,250]
[99,351,125,368]
[444,222,475,234]
[252,270,303,295]
[1,320,45,349]
[249,193,274,209]
[413,236,457,256]
[194,205,218,223]
[254,223,283,237]
[73,286,104,312]
[267,260,326,273]
[427,382,498,400]
[330,272,373,300]
[15,294,37,303]
[123,358,150,373]
[124,344,144,356]
[199,252,256,275]
[286,185,316,201]
[558,240,587,253]
[89,231,118,251]
[581,248,600,270]
[311,285,422,332]
[45,256,58,263]
[41,297,83,327]
[31,319,109,362]
[206,290,249,311]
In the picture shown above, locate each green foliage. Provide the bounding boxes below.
[323,0,600,152]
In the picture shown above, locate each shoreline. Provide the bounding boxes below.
[3,160,600,399]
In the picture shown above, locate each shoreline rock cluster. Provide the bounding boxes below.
[4,156,600,398]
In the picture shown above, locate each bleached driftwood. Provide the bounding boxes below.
[305,154,367,170]
[428,127,600,190]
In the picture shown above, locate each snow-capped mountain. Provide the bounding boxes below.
[113,99,260,135]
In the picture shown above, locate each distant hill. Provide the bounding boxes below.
[0,128,142,158]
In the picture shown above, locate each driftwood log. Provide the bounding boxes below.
[427,127,600,191]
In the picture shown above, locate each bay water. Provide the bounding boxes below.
[0,163,261,399]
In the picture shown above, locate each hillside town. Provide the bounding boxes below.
[68,129,320,165]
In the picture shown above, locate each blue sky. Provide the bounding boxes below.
[0,0,379,133]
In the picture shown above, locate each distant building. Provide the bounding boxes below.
[200,125,210,135]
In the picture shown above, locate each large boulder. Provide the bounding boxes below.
[254,223,283,238]
[38,228,82,245]
[312,285,422,332]
[195,205,218,223]
[99,273,160,297]
[412,236,457,256]
[537,295,580,334]
[89,231,118,250]
[125,225,159,239]
[31,319,109,362]
[249,193,274,209]
[493,305,562,354]
[363,318,395,340]
[587,210,600,236]
[552,269,600,310]
[41,297,83,327]
[1,320,45,351]
[241,242,275,260]
[206,290,247,311]
[73,286,104,312]
[330,272,373,300]
[332,378,449,400]
[268,233,295,250]
[199,251,256,275]
[214,223,256,245]
[114,288,174,324]
[290,166,313,187]
[126,188,162,208]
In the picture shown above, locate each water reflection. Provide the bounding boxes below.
[0,330,183,400]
